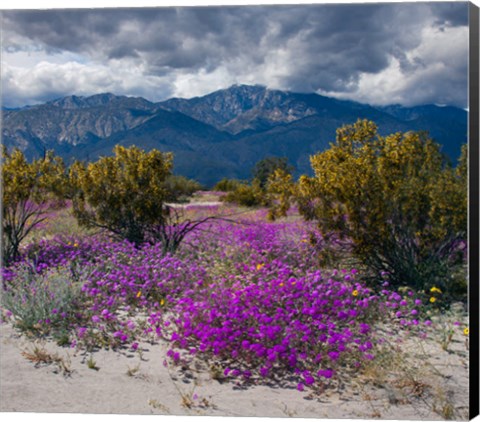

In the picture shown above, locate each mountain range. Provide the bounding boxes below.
[2,84,467,186]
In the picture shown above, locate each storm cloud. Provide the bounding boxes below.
[1,2,469,108]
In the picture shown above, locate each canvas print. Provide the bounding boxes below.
[0,1,477,420]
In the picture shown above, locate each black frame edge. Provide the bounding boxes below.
[469,1,480,420]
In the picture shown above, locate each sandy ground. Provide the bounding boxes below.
[166,202,224,209]
[0,314,470,420]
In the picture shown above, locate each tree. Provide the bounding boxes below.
[70,145,216,254]
[163,175,203,201]
[252,156,294,188]
[2,147,67,264]
[213,178,244,192]
[265,168,296,220]
[221,179,266,207]
[70,145,174,246]
[221,157,295,207]
[271,120,467,295]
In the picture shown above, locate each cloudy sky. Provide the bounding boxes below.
[1,1,470,108]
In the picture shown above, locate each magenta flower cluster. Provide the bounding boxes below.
[161,265,423,388]
[1,213,430,390]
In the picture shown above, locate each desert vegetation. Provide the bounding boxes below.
[0,119,469,418]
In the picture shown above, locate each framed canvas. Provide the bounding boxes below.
[1,1,478,422]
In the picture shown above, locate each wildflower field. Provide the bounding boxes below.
[0,193,470,419]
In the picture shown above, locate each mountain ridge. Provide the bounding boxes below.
[2,85,467,186]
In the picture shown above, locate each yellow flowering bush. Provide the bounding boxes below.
[2,147,68,264]
[69,145,173,246]
[269,120,467,299]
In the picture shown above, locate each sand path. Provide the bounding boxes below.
[0,316,470,420]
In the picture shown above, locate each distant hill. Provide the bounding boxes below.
[2,93,159,158]
[2,85,467,186]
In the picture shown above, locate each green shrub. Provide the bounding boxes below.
[252,156,294,188]
[163,175,203,201]
[213,178,244,192]
[1,265,84,335]
[221,179,267,207]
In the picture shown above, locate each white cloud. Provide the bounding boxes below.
[1,3,469,108]
[1,57,176,106]
[317,24,468,107]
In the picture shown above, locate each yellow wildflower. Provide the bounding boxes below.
[279,283,284,287]
[352,290,359,297]
[256,263,264,271]
[73,243,78,248]
[430,287,442,294]
[464,327,469,336]
[160,299,165,306]
[429,297,436,303]
[136,291,142,298]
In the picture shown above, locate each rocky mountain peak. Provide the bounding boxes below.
[159,84,310,133]
[46,93,117,109]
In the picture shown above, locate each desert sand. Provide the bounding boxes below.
[0,312,470,421]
